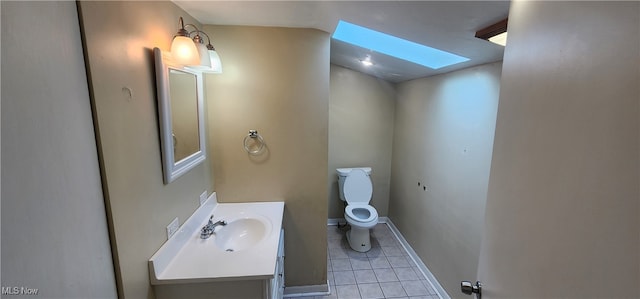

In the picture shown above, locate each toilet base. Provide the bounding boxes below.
[346,226,371,252]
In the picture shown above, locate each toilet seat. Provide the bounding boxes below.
[345,205,378,223]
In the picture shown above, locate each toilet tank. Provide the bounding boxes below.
[337,167,372,202]
[336,167,372,177]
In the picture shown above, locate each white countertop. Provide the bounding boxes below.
[149,193,285,285]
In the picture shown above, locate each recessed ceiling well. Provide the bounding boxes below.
[173,1,510,83]
[332,20,470,70]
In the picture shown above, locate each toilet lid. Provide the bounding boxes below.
[343,169,372,204]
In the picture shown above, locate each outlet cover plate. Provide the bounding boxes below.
[166,217,179,239]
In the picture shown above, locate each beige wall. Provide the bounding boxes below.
[478,1,639,297]
[328,65,396,218]
[203,25,330,287]
[1,1,117,298]
[78,2,214,298]
[390,62,502,296]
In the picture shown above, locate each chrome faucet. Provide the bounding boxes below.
[200,215,227,239]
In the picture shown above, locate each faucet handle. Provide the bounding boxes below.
[200,226,213,239]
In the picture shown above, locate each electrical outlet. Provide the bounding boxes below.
[199,190,208,206]
[166,217,179,239]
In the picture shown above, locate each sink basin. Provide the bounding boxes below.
[214,218,269,252]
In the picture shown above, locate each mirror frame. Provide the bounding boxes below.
[153,47,206,184]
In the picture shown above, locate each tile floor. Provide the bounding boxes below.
[288,223,441,299]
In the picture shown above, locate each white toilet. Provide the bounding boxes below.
[337,167,379,252]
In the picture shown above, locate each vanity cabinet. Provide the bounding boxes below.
[154,229,285,299]
[266,229,285,299]
[149,199,286,299]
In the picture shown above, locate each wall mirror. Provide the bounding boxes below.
[153,47,206,184]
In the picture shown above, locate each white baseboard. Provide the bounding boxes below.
[283,282,330,297]
[385,219,450,299]
[327,218,344,226]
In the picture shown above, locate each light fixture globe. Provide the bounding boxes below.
[186,33,212,70]
[188,42,212,69]
[206,49,223,74]
[198,32,223,74]
[170,35,199,65]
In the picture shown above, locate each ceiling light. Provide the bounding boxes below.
[332,20,469,69]
[360,56,373,66]
[488,32,507,46]
[475,18,508,46]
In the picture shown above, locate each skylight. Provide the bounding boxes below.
[332,20,469,69]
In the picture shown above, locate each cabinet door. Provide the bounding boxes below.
[276,230,285,298]
[268,229,285,299]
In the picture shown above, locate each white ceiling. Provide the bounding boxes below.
[173,1,510,83]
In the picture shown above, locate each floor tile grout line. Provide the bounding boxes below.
[328,224,439,299]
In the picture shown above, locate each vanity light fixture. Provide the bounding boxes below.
[475,18,508,46]
[170,17,223,73]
